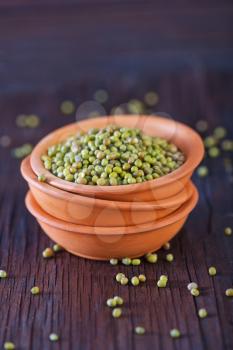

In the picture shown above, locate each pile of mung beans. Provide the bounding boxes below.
[41,125,185,185]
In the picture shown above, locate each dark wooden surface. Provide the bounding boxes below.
[0,1,233,349]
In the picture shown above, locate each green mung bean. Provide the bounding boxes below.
[208,266,217,276]
[138,274,146,282]
[160,275,168,282]
[4,342,15,350]
[38,174,46,182]
[53,244,63,252]
[26,114,40,128]
[0,135,11,148]
[106,298,117,307]
[187,282,198,291]
[111,106,122,115]
[12,143,33,159]
[224,227,232,236]
[42,125,185,186]
[170,328,181,338]
[42,247,54,258]
[197,166,209,177]
[112,308,122,318]
[110,258,118,265]
[190,288,200,297]
[134,326,146,335]
[157,275,168,288]
[94,89,108,104]
[157,279,167,288]
[127,99,145,114]
[116,273,125,282]
[16,114,27,127]
[225,288,233,297]
[16,114,40,128]
[120,277,129,286]
[163,242,171,250]
[0,270,7,278]
[221,140,233,152]
[131,258,141,266]
[145,253,158,263]
[49,333,59,342]
[209,146,220,158]
[60,100,75,115]
[131,276,140,286]
[213,126,227,139]
[166,253,174,262]
[204,136,216,148]
[144,91,159,106]
[195,120,208,133]
[114,296,124,305]
[31,286,40,295]
[122,257,131,265]
[198,308,208,318]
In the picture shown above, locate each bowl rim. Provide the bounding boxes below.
[25,186,199,235]
[30,115,204,195]
[21,156,195,211]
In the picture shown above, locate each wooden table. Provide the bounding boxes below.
[0,1,233,349]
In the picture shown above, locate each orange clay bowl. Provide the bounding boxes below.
[30,115,204,202]
[21,156,195,227]
[25,187,198,260]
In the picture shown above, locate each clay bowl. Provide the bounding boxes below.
[30,115,204,202]
[25,186,198,260]
[22,156,195,227]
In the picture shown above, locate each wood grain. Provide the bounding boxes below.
[0,1,233,349]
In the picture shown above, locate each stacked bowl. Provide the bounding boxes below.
[21,115,204,260]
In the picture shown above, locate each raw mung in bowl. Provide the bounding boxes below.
[41,125,185,186]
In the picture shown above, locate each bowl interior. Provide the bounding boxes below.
[30,115,204,195]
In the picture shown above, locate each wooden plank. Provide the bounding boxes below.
[0,70,232,349]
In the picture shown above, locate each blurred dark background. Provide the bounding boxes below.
[0,0,233,133]
[0,0,233,92]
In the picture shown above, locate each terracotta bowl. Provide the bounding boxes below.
[30,115,204,202]
[21,156,195,227]
[25,186,198,260]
